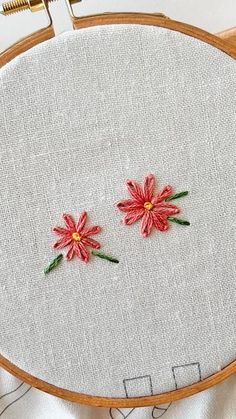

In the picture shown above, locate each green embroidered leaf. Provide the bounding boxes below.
[44,254,63,274]
[167,217,190,226]
[92,250,119,264]
[165,191,189,202]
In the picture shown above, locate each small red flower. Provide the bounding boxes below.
[117,174,181,237]
[52,212,101,262]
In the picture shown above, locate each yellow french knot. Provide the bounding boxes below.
[144,201,154,211]
[72,232,81,241]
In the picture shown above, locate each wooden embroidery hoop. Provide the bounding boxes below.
[1,12,236,67]
[0,11,236,407]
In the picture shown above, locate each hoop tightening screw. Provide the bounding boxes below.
[0,0,59,15]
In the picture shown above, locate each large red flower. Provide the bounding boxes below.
[52,212,101,262]
[117,174,180,237]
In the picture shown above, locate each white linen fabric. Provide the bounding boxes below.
[0,24,235,399]
[1,368,236,418]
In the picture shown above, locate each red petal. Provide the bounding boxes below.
[53,235,72,250]
[152,185,173,204]
[66,242,75,260]
[140,211,153,237]
[117,199,143,213]
[81,225,101,237]
[126,179,145,203]
[73,242,89,263]
[153,203,180,216]
[143,174,155,201]
[76,211,87,232]
[63,213,76,230]
[82,237,101,249]
[152,213,169,231]
[53,226,71,236]
[124,208,145,225]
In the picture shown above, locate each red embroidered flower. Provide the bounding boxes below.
[117,174,181,237]
[52,212,101,262]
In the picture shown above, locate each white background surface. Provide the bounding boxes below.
[1,0,236,52]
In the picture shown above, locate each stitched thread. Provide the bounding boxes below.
[109,408,135,419]
[0,386,31,417]
[165,191,188,202]
[0,383,24,400]
[167,217,190,226]
[52,212,101,263]
[172,362,201,389]
[152,403,172,418]
[92,250,119,264]
[44,254,63,274]
[123,375,153,398]
[46,212,119,271]
[117,174,190,237]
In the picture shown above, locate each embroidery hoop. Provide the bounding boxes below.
[0,12,236,408]
[1,13,236,66]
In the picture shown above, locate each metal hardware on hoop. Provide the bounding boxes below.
[0,0,55,67]
[0,0,80,15]
[0,0,53,15]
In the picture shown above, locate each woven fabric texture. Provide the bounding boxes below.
[0,24,235,398]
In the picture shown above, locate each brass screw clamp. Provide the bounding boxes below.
[0,0,52,14]
[0,0,79,15]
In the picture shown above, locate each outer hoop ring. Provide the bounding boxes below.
[0,13,236,407]
[1,355,236,407]
[1,13,236,67]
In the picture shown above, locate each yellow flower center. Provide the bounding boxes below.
[72,232,81,241]
[144,201,154,211]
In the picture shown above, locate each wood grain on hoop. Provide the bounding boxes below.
[0,354,236,407]
[0,26,54,68]
[0,12,235,407]
[72,13,236,59]
[1,13,236,67]
[217,27,236,48]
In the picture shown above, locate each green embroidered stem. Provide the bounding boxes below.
[44,254,63,274]
[165,191,189,202]
[167,217,190,226]
[92,250,119,264]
